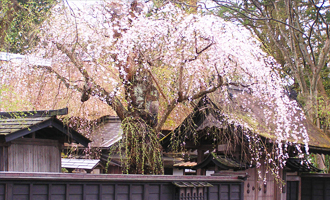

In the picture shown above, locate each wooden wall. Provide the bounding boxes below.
[5,138,61,172]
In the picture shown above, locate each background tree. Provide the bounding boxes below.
[0,0,55,53]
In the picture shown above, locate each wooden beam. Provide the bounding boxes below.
[51,119,91,147]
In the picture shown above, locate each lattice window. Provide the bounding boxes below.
[173,182,213,200]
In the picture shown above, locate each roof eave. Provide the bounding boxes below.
[5,117,91,147]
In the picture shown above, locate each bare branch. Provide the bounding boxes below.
[312,38,330,92]
[155,99,177,133]
[180,75,223,102]
[55,42,89,80]
[311,0,329,38]
[223,82,257,88]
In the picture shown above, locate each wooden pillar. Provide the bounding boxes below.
[197,149,204,175]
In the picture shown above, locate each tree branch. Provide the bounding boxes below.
[41,43,128,120]
[146,69,169,104]
[211,0,305,35]
[184,38,214,63]
[155,75,224,133]
[313,38,330,92]
[34,65,83,93]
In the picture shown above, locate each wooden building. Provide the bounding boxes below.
[162,86,330,200]
[0,108,91,172]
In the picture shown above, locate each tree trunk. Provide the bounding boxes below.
[125,69,159,128]
[121,68,162,174]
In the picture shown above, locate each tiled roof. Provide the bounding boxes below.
[0,117,51,135]
[286,158,321,172]
[90,116,122,148]
[163,87,330,154]
[0,108,91,147]
[0,108,68,136]
[61,158,100,170]
[173,161,197,169]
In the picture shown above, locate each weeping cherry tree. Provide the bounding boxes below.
[2,0,310,175]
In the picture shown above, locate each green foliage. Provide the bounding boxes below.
[317,96,330,130]
[61,167,68,173]
[320,66,330,97]
[0,0,56,53]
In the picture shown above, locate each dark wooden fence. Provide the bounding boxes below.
[0,172,244,200]
[301,174,330,200]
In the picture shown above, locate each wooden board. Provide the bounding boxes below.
[7,138,61,172]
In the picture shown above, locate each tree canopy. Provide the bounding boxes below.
[1,0,311,176]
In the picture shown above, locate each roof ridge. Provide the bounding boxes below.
[0,108,68,118]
